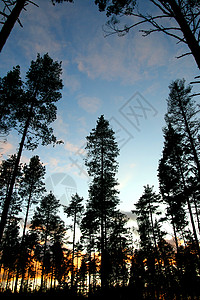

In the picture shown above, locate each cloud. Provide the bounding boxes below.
[53,115,69,138]
[20,155,30,165]
[77,95,102,113]
[119,172,133,191]
[75,30,171,85]
[129,162,136,169]
[0,142,13,155]
[63,73,81,93]
[16,1,68,60]
[49,157,60,168]
[64,141,79,153]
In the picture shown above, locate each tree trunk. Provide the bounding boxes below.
[0,0,27,52]
[22,191,32,242]
[193,194,200,234]
[71,211,76,289]
[100,138,107,290]
[0,101,34,244]
[19,191,33,291]
[41,221,48,291]
[167,0,200,69]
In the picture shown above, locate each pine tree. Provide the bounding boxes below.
[106,210,131,287]
[133,185,162,297]
[14,155,46,291]
[134,185,161,252]
[64,193,84,290]
[20,155,46,241]
[85,115,120,289]
[0,155,22,219]
[167,79,200,180]
[164,80,200,256]
[158,124,188,254]
[80,205,99,294]
[0,218,20,290]
[30,192,62,290]
[0,53,63,243]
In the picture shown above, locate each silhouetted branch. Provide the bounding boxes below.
[176,52,192,59]
[104,11,186,44]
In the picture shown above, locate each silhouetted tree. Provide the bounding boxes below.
[0,218,20,290]
[0,155,22,219]
[106,210,131,287]
[30,192,62,290]
[158,124,188,254]
[64,193,84,289]
[20,155,46,242]
[134,185,161,252]
[77,255,88,295]
[80,205,99,293]
[51,240,67,287]
[133,185,162,297]
[0,53,63,244]
[85,115,120,289]
[129,249,146,298]
[167,79,200,180]
[14,155,46,291]
[165,80,200,256]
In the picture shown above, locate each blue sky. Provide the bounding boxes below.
[0,0,199,219]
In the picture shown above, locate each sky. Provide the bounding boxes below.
[0,0,199,225]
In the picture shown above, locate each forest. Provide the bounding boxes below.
[0,1,200,300]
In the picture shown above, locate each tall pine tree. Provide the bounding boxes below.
[85,115,120,289]
[0,53,63,243]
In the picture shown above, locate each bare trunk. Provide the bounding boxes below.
[0,0,27,52]
[0,101,34,245]
[71,211,76,289]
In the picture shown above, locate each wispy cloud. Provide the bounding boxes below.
[77,95,102,113]
[0,142,13,155]
[75,30,171,85]
[49,157,60,168]
[53,114,69,138]
[64,141,80,154]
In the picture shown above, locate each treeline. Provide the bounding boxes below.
[0,55,200,300]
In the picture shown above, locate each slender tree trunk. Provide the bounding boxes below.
[0,0,27,52]
[172,213,179,253]
[71,211,76,289]
[149,203,157,251]
[169,204,183,281]
[15,189,33,292]
[15,191,32,293]
[41,217,49,291]
[100,138,107,290]
[22,191,32,241]
[167,193,180,254]
[148,204,161,300]
[0,102,34,244]
[193,194,200,233]
[88,246,92,295]
[186,193,200,252]
[50,264,53,289]
[167,0,200,69]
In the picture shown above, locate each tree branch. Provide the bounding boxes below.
[176,52,192,59]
